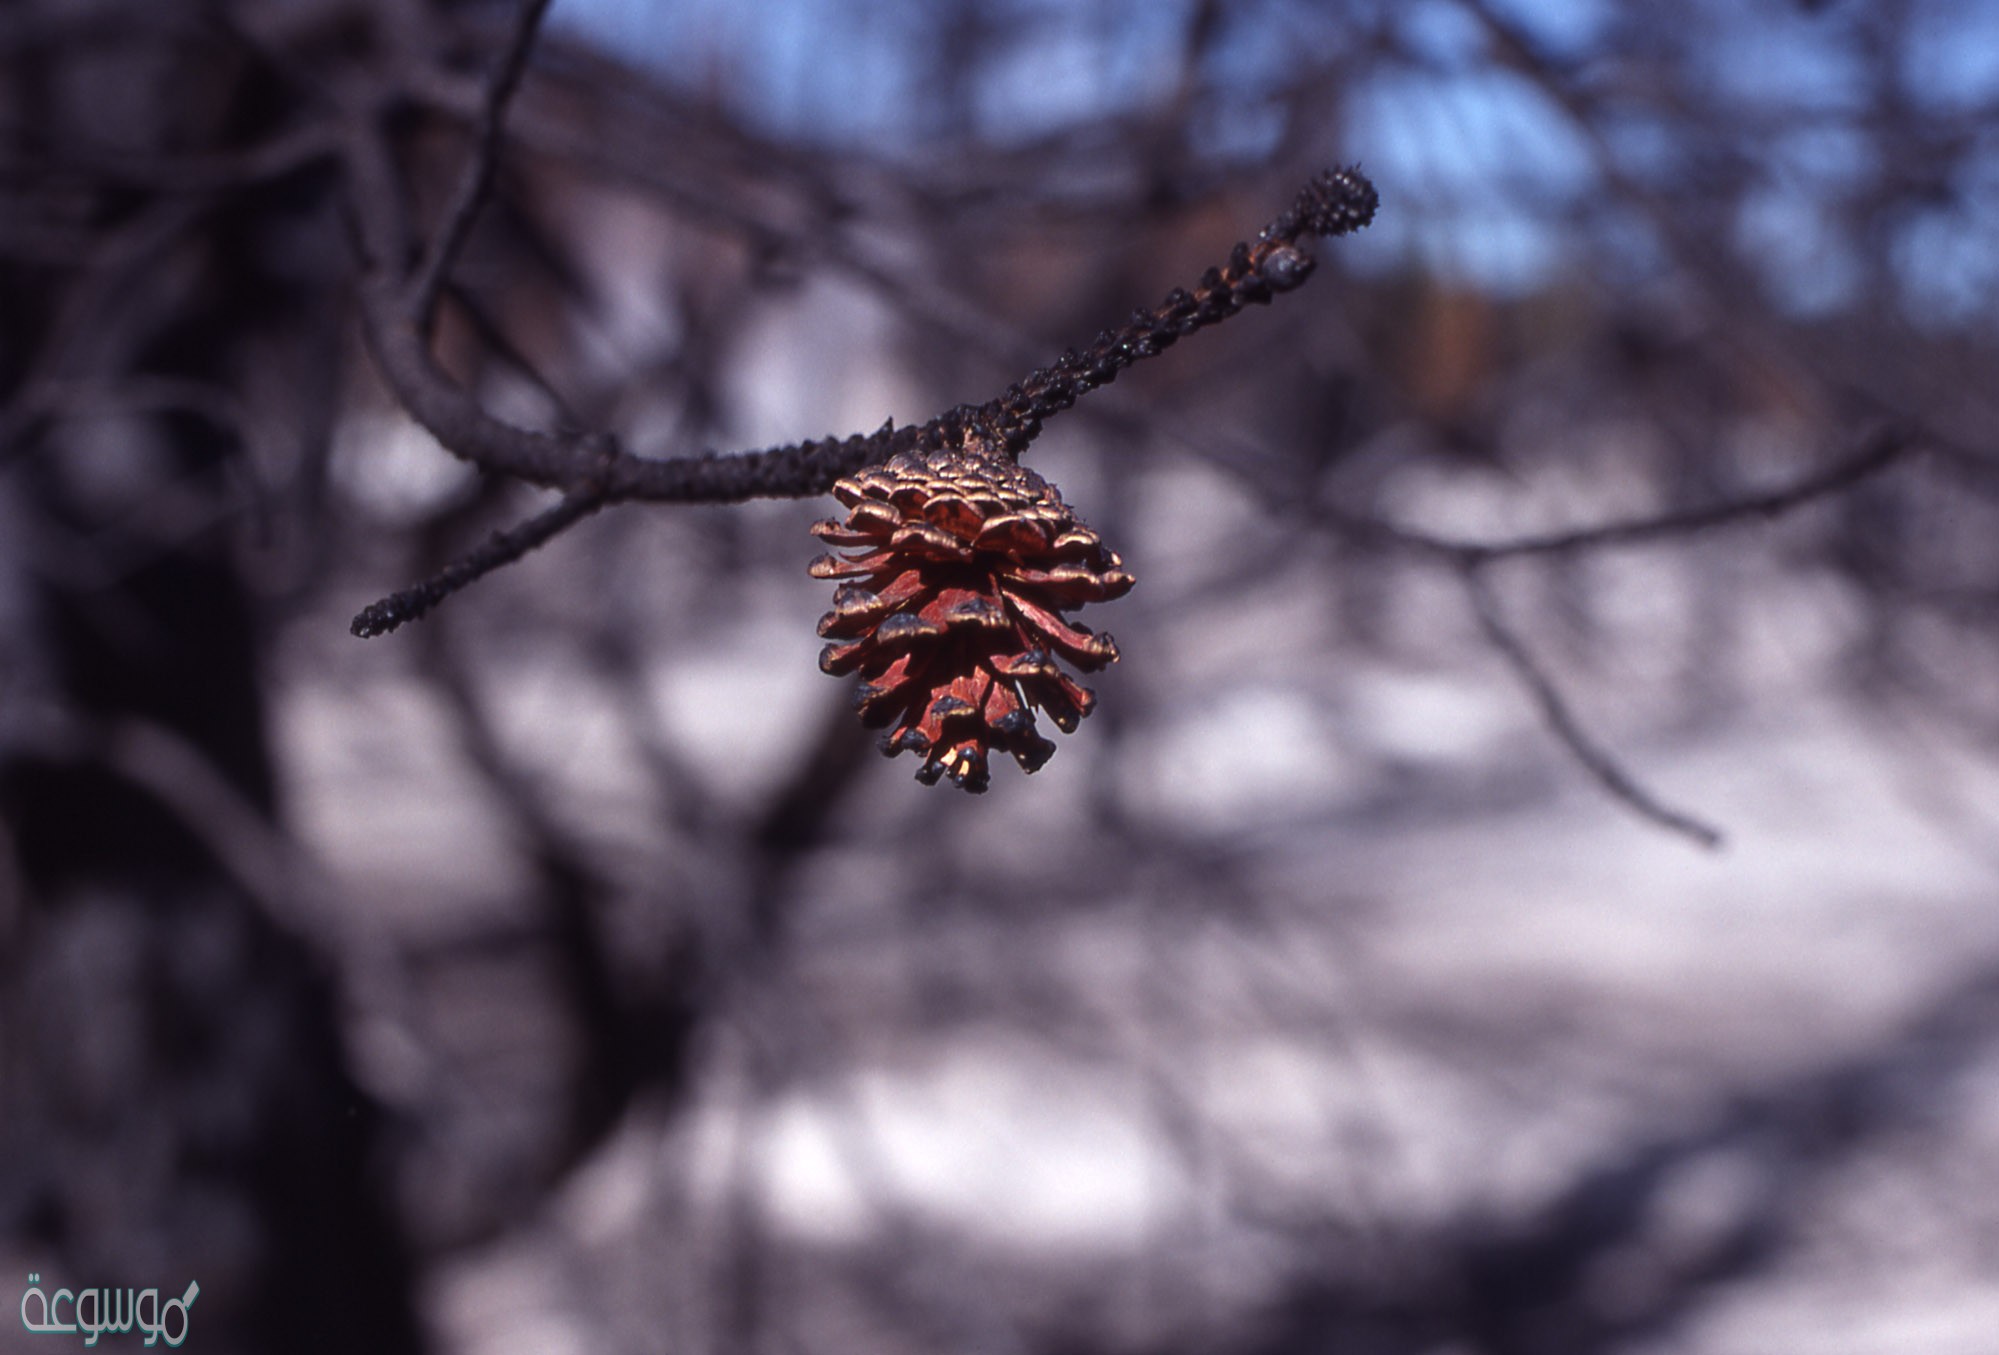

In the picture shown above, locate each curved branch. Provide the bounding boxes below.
[1457,423,1917,562]
[1464,563,1725,849]
[1293,423,1920,565]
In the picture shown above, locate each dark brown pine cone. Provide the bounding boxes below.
[809,440,1134,792]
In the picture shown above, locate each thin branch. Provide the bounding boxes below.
[1457,423,1917,562]
[351,483,608,637]
[1463,563,1726,849]
[1235,422,1918,566]
[407,0,555,324]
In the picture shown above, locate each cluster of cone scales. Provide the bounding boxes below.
[810,448,1135,791]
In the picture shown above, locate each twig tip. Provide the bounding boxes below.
[1294,165,1380,240]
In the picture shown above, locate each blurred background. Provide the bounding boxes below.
[5,0,1999,1351]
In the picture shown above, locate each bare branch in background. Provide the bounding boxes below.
[407,0,558,327]
[1464,563,1726,849]
[1379,423,1922,565]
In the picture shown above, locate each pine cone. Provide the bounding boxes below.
[809,441,1134,792]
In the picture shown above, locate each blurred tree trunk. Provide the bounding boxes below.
[0,14,423,1350]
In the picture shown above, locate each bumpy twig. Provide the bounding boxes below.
[978,167,1379,454]
[351,484,609,637]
